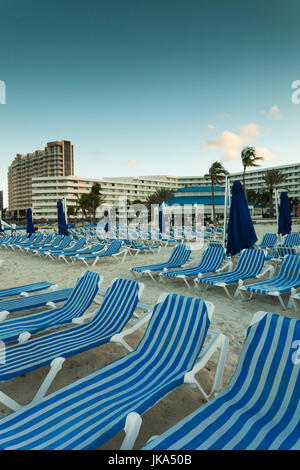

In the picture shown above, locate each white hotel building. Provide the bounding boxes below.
[32,175,179,220]
[31,162,300,220]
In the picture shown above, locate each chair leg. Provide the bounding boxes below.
[32,357,66,403]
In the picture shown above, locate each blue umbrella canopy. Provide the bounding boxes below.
[226,181,257,256]
[104,210,109,233]
[278,191,292,236]
[158,202,165,234]
[57,201,69,236]
[26,208,35,238]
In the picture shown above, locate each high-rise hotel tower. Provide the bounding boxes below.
[8,140,74,212]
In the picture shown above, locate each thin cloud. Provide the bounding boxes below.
[256,147,275,161]
[208,124,216,132]
[238,123,262,136]
[260,105,282,120]
[125,159,137,168]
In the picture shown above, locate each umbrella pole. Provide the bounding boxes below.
[223,176,229,247]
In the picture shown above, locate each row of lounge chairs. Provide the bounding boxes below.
[131,244,300,310]
[0,272,297,449]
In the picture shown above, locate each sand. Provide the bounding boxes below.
[0,222,299,450]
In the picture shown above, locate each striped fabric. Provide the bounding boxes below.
[196,249,265,286]
[0,235,10,245]
[49,238,87,256]
[144,312,300,450]
[0,277,140,382]
[14,233,42,249]
[24,234,53,250]
[38,236,72,254]
[276,247,297,258]
[132,244,191,273]
[71,244,105,258]
[162,246,225,278]
[279,233,300,248]
[0,293,210,450]
[244,255,300,295]
[258,233,278,249]
[30,235,64,252]
[0,288,72,316]
[77,240,122,260]
[0,282,54,299]
[1,234,23,247]
[0,271,100,343]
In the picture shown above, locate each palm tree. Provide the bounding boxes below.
[145,187,174,210]
[89,182,105,223]
[75,193,90,220]
[241,146,263,193]
[263,169,288,218]
[205,161,229,224]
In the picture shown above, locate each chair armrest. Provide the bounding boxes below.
[216,259,233,273]
[110,311,152,352]
[255,263,275,280]
[184,330,229,401]
[0,310,10,322]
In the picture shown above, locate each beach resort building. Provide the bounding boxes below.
[7,140,74,212]
[31,175,179,220]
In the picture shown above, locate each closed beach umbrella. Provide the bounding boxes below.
[57,201,69,236]
[278,191,292,236]
[104,210,110,233]
[26,208,35,238]
[158,202,165,234]
[226,180,257,256]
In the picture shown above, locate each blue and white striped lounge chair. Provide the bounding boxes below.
[258,233,278,250]
[125,240,161,256]
[239,254,300,309]
[0,271,102,339]
[0,278,143,412]
[30,235,64,254]
[0,282,56,299]
[45,238,87,261]
[159,245,227,288]
[1,234,25,249]
[12,233,42,251]
[142,311,300,450]
[278,233,300,248]
[75,240,127,267]
[69,243,106,264]
[0,234,10,245]
[35,236,72,256]
[131,244,192,281]
[0,292,228,450]
[194,249,269,298]
[0,288,73,322]
[22,234,53,252]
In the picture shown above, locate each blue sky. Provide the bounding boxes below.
[0,0,300,206]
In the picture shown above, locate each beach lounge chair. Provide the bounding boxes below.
[75,240,127,267]
[35,236,72,256]
[0,271,102,340]
[131,244,192,281]
[69,243,106,264]
[278,233,300,248]
[44,238,87,261]
[0,282,56,300]
[258,233,278,250]
[239,254,300,309]
[142,311,300,450]
[0,234,10,245]
[21,234,53,252]
[0,292,228,450]
[291,291,300,311]
[125,240,161,256]
[1,234,26,249]
[0,288,73,322]
[159,245,227,288]
[0,278,143,412]
[12,233,42,251]
[30,235,64,254]
[194,249,271,298]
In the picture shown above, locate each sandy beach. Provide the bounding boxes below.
[0,222,298,450]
